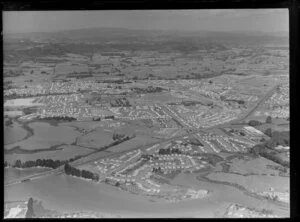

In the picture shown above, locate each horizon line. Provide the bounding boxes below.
[3,26,289,35]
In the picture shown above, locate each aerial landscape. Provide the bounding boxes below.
[3,10,289,218]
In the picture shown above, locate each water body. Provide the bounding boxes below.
[5,172,222,217]
[4,168,289,217]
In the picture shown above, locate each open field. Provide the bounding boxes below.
[77,130,114,148]
[4,98,44,107]
[4,124,28,145]
[5,122,80,150]
[55,62,89,75]
[5,168,51,182]
[206,172,289,194]
[5,145,94,165]
[108,135,160,153]
[227,156,285,175]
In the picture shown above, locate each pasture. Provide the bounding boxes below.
[4,98,44,107]
[228,157,283,176]
[4,123,28,145]
[207,172,289,193]
[55,62,89,75]
[76,129,114,149]
[108,135,160,153]
[4,145,93,165]
[5,122,80,150]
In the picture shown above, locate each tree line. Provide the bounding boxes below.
[249,129,290,168]
[13,159,66,169]
[64,163,99,181]
[38,116,77,121]
[9,155,83,169]
[112,133,128,141]
[158,148,182,155]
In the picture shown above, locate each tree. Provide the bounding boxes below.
[64,163,71,175]
[25,197,35,218]
[265,128,273,137]
[266,116,272,124]
[14,160,22,168]
[5,119,13,127]
[248,120,262,127]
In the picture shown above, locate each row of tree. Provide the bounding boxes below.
[38,116,77,121]
[248,116,272,127]
[112,133,127,141]
[158,148,182,155]
[64,163,99,181]
[249,129,290,168]
[249,145,289,168]
[13,159,66,169]
[4,118,13,127]
[264,129,289,149]
[152,167,163,174]
[131,86,165,94]
[10,155,83,169]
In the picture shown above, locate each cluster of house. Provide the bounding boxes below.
[184,189,209,199]
[263,84,289,119]
[195,133,256,153]
[112,104,170,121]
[36,94,93,120]
[259,189,289,203]
[4,80,131,98]
[178,108,240,128]
[225,204,278,218]
[4,84,48,96]
[86,140,214,196]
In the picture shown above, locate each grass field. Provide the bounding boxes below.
[76,129,114,149]
[206,172,289,193]
[4,145,93,165]
[108,135,160,153]
[4,124,28,145]
[55,62,89,75]
[228,157,283,175]
[4,98,44,107]
[5,122,80,150]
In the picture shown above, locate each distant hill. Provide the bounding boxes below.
[4,27,289,45]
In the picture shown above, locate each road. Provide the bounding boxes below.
[232,84,280,123]
[5,84,279,186]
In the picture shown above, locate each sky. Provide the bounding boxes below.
[3,9,289,34]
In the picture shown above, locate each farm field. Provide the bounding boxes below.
[4,98,44,107]
[76,130,114,148]
[227,156,284,175]
[5,122,80,150]
[206,172,289,194]
[5,167,51,182]
[55,62,89,75]
[4,145,94,166]
[107,135,160,153]
[4,124,28,145]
